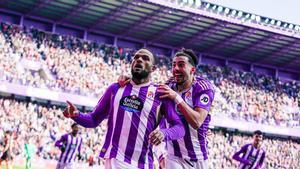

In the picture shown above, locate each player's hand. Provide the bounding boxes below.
[77,154,82,160]
[63,101,79,118]
[60,145,66,153]
[149,128,165,146]
[157,85,177,100]
[118,75,131,87]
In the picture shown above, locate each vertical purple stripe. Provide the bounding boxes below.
[148,149,154,169]
[198,115,211,160]
[249,149,260,169]
[63,136,73,163]
[58,135,68,162]
[182,120,197,160]
[138,93,160,168]
[241,144,250,159]
[172,140,182,157]
[242,145,254,169]
[99,87,119,157]
[58,152,64,162]
[124,86,149,163]
[181,92,197,160]
[68,137,79,163]
[109,84,133,157]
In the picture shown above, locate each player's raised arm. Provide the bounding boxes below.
[63,83,118,128]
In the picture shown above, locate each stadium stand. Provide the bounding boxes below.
[0,21,299,168]
[0,22,299,128]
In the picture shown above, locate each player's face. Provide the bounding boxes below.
[72,125,79,135]
[5,133,10,139]
[131,52,154,79]
[253,134,263,145]
[172,56,194,85]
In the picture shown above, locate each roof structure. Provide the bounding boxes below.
[0,0,299,72]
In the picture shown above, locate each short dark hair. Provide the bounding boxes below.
[71,123,78,128]
[134,48,156,64]
[174,48,198,66]
[253,130,263,136]
[5,130,12,135]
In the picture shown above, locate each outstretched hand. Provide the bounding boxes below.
[63,101,79,118]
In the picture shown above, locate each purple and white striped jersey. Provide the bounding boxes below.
[233,144,266,169]
[165,76,215,161]
[73,81,184,169]
[55,133,82,164]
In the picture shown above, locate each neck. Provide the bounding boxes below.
[72,133,77,137]
[177,76,193,92]
[132,77,150,85]
[253,143,260,148]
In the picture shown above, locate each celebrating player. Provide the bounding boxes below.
[118,49,215,169]
[62,48,185,169]
[55,123,82,169]
[232,130,266,169]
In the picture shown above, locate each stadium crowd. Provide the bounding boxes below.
[0,22,299,168]
[0,22,299,128]
[0,98,299,168]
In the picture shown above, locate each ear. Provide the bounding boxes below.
[151,65,157,72]
[190,67,196,73]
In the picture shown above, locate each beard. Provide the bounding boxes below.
[131,69,150,79]
[72,131,78,136]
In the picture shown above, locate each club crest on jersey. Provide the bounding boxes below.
[200,94,210,105]
[120,95,143,113]
[185,91,192,98]
[146,91,154,99]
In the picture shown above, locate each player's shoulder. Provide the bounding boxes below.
[193,76,214,91]
[62,133,70,139]
[243,143,252,149]
[107,83,121,92]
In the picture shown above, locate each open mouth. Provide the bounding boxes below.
[134,64,143,70]
[174,73,183,79]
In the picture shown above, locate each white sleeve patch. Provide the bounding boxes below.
[200,94,210,105]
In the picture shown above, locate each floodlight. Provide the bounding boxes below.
[212,5,217,10]
[205,3,210,9]
[276,21,281,26]
[255,16,261,22]
[264,18,269,24]
[224,8,230,14]
[270,19,275,25]
[250,14,256,20]
[195,0,201,7]
[289,24,294,29]
[245,14,250,19]
[217,6,223,12]
[231,10,237,16]
[237,11,243,17]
